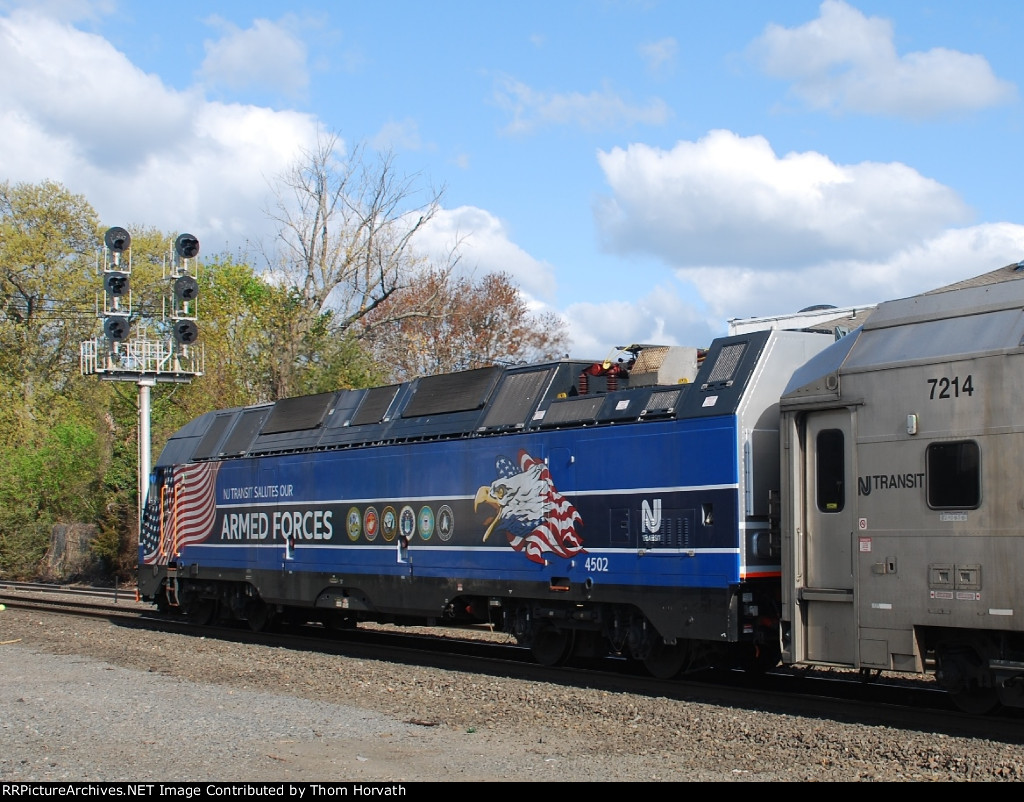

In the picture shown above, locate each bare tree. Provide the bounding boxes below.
[258,132,460,397]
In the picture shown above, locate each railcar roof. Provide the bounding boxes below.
[782,261,1024,405]
[155,329,814,466]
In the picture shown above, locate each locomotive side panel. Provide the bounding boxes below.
[146,415,747,642]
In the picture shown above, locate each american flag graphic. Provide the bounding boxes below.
[483,450,585,564]
[140,484,164,565]
[141,462,220,565]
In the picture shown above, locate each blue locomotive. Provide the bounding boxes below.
[138,327,830,676]
[138,265,1024,712]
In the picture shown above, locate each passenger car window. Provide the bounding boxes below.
[816,428,845,513]
[927,441,980,509]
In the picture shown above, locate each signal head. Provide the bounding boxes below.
[174,233,200,260]
[104,271,130,298]
[103,316,130,341]
[173,319,199,345]
[174,275,199,302]
[104,227,131,254]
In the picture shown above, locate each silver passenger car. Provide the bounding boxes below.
[780,265,1024,712]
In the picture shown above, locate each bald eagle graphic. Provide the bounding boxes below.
[474,450,584,564]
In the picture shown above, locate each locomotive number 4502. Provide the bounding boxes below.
[584,556,610,572]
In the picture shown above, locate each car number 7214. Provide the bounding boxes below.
[927,375,974,400]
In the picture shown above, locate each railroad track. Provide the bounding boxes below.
[0,580,133,600]
[2,580,1016,739]
[0,580,147,621]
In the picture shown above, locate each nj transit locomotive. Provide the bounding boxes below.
[139,264,1024,713]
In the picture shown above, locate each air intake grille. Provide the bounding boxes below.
[706,343,746,384]
[402,366,500,417]
[540,395,604,427]
[221,408,271,455]
[645,389,681,414]
[351,385,400,426]
[481,369,553,429]
[262,392,336,434]
[192,413,236,460]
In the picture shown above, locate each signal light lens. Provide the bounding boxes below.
[174,234,200,260]
[103,316,130,341]
[173,320,199,345]
[104,272,129,297]
[174,275,199,301]
[104,227,131,253]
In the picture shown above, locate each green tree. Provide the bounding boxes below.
[0,180,100,415]
[0,181,105,576]
[0,412,103,577]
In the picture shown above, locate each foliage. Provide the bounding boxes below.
[365,269,569,382]
[0,416,102,577]
[0,182,105,576]
[0,180,100,411]
[291,324,386,395]
[167,255,386,409]
[0,174,568,582]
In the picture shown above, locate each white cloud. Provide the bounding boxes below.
[586,128,1024,354]
[595,129,970,268]
[200,16,310,97]
[5,0,113,23]
[416,206,558,302]
[563,284,719,358]
[678,223,1024,325]
[559,223,1024,357]
[492,75,670,134]
[0,8,319,244]
[749,0,1015,117]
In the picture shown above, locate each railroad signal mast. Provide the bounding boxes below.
[80,227,205,527]
[100,226,132,344]
[167,233,202,360]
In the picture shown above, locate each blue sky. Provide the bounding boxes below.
[3,1,1024,357]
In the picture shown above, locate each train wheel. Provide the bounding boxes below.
[643,640,688,679]
[183,599,216,626]
[570,630,604,660]
[936,641,1000,715]
[246,599,275,633]
[531,625,575,666]
[950,679,999,715]
[951,683,1000,715]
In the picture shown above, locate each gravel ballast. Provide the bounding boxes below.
[2,606,1024,782]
